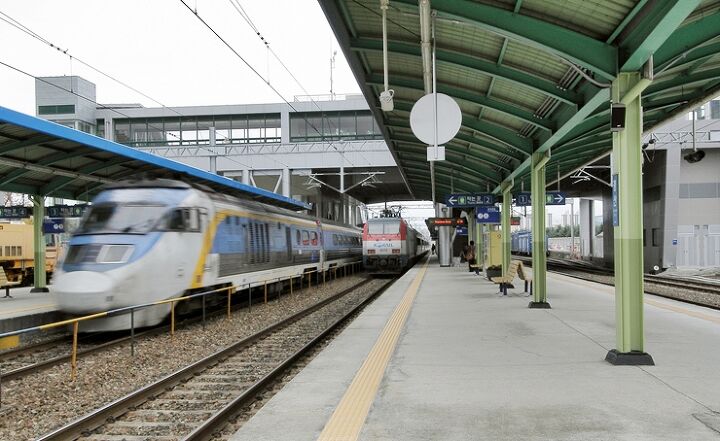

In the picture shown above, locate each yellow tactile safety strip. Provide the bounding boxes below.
[317,259,429,441]
[0,304,55,317]
[549,272,720,325]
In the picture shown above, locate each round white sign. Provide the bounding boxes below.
[410,93,462,145]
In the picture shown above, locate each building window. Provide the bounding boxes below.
[710,100,720,120]
[96,119,105,138]
[290,110,382,142]
[38,104,75,115]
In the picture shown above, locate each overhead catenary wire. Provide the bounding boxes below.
[179,0,369,175]
[223,0,369,168]
[0,9,295,171]
[0,59,258,170]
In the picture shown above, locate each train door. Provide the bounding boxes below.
[285,226,292,262]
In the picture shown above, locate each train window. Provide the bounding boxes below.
[302,230,309,246]
[11,246,16,256]
[4,246,9,256]
[236,217,240,226]
[332,234,338,246]
[165,208,201,232]
[225,217,231,225]
[296,230,301,245]
[311,231,318,246]
[17,246,22,256]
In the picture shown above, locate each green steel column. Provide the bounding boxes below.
[501,187,511,274]
[31,195,49,293]
[530,152,550,308]
[606,72,654,365]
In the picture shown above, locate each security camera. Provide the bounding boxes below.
[380,89,394,112]
[684,149,705,163]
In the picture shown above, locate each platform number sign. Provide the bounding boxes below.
[47,204,89,218]
[476,206,501,224]
[0,206,31,219]
[445,193,495,207]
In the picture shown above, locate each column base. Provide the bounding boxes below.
[528,301,551,309]
[605,349,655,366]
[30,287,50,293]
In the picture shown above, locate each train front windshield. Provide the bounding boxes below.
[368,220,400,235]
[76,204,167,235]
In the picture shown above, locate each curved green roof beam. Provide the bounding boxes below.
[391,100,532,156]
[352,38,579,105]
[367,74,553,132]
[391,0,617,80]
[384,115,523,162]
[653,11,720,68]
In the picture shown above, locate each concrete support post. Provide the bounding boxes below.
[281,167,291,197]
[242,169,251,186]
[606,72,654,366]
[501,187,512,274]
[31,195,48,293]
[438,205,451,267]
[280,107,290,144]
[530,152,550,308]
[209,127,217,174]
[579,199,593,258]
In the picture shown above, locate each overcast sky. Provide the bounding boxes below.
[0,0,361,114]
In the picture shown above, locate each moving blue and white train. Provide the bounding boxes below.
[511,230,549,256]
[53,179,362,331]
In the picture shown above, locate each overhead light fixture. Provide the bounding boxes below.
[684,149,705,163]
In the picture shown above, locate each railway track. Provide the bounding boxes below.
[0,305,231,382]
[515,255,720,309]
[37,277,392,441]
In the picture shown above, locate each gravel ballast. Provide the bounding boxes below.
[0,275,367,441]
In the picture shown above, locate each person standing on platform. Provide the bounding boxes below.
[467,240,479,274]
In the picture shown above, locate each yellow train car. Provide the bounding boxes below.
[0,223,59,284]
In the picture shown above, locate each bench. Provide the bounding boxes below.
[491,260,520,296]
[491,260,532,296]
[517,262,533,295]
[0,267,22,298]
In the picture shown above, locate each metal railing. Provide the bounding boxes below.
[0,261,362,390]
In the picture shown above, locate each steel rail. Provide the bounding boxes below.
[36,277,379,441]
[182,278,394,441]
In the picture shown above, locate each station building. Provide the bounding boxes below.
[34,75,410,225]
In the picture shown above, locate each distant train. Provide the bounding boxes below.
[0,223,60,284]
[362,217,429,274]
[53,179,362,331]
[511,230,548,256]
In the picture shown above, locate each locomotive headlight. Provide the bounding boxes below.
[96,245,135,264]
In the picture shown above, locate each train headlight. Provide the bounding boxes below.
[96,245,134,264]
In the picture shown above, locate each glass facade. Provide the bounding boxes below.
[290,110,382,142]
[710,100,720,119]
[38,104,75,115]
[113,114,282,147]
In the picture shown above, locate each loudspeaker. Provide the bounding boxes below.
[610,103,626,132]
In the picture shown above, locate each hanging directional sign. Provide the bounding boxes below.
[515,192,532,206]
[545,191,566,205]
[0,206,32,219]
[426,217,467,228]
[514,192,566,206]
[476,206,501,224]
[46,204,89,218]
[42,219,66,234]
[445,193,496,207]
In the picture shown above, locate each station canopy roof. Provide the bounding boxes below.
[0,106,310,211]
[321,0,720,199]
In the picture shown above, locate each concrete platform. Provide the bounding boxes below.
[0,286,60,333]
[231,256,720,441]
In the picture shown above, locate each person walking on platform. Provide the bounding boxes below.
[431,243,436,255]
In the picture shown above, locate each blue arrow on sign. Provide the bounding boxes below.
[546,191,566,205]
